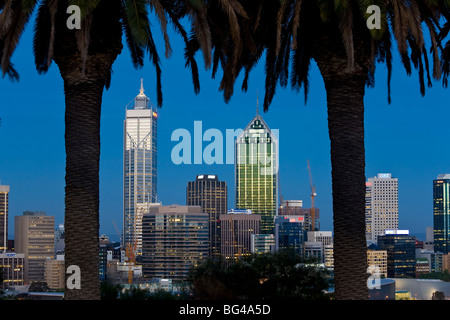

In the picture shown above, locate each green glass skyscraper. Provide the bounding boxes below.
[235,113,278,234]
[434,174,450,254]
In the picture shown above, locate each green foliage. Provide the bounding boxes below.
[28,281,50,292]
[432,291,446,300]
[189,251,333,300]
[419,269,450,282]
[100,281,186,300]
[100,281,123,300]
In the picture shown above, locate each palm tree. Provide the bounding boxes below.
[185,0,450,299]
[0,0,202,300]
[1,0,250,300]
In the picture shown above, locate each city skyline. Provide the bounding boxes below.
[2,20,450,241]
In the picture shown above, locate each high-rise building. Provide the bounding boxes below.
[235,113,278,234]
[377,230,416,278]
[278,199,320,231]
[0,252,24,290]
[433,174,450,254]
[220,209,261,265]
[123,79,158,257]
[365,173,399,244]
[367,248,388,278]
[187,174,227,257]
[55,224,65,255]
[251,234,275,254]
[0,185,9,252]
[303,231,334,265]
[44,255,65,290]
[14,211,55,283]
[274,215,306,254]
[141,204,209,282]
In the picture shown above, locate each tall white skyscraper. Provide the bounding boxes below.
[123,79,158,257]
[365,173,398,244]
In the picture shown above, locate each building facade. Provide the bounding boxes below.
[365,173,399,244]
[367,248,388,278]
[377,231,416,278]
[274,215,306,254]
[123,79,158,257]
[251,234,275,254]
[141,205,209,282]
[187,174,227,258]
[279,199,320,232]
[0,252,24,289]
[220,210,261,265]
[0,185,9,252]
[14,211,55,283]
[44,255,65,290]
[433,174,450,254]
[235,114,278,234]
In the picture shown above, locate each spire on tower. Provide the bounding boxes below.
[256,89,259,116]
[139,78,145,96]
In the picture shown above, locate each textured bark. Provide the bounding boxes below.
[51,0,123,300]
[313,22,371,299]
[63,80,104,300]
[324,72,368,300]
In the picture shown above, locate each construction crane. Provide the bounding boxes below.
[307,160,317,231]
[113,216,138,285]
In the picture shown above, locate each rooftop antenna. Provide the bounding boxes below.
[139,78,144,95]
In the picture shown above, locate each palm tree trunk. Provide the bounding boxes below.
[324,72,368,300]
[63,79,104,300]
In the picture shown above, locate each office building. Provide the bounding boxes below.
[416,249,443,274]
[0,252,24,289]
[443,254,450,272]
[55,224,65,255]
[433,174,450,254]
[187,174,227,257]
[279,199,320,231]
[251,234,275,254]
[235,112,278,234]
[274,215,306,253]
[377,230,416,278]
[365,173,399,244]
[220,209,261,265]
[142,204,208,282]
[308,231,333,246]
[367,247,388,278]
[303,241,324,263]
[14,211,55,283]
[44,255,65,290]
[123,79,158,257]
[0,185,9,252]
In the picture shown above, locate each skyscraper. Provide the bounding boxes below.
[187,174,227,257]
[274,215,306,254]
[433,174,450,254]
[123,79,158,257]
[235,112,278,234]
[141,204,209,281]
[377,230,416,278]
[365,173,399,244]
[14,211,55,283]
[220,209,261,265]
[0,185,9,252]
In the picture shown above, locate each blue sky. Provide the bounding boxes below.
[1,15,450,241]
